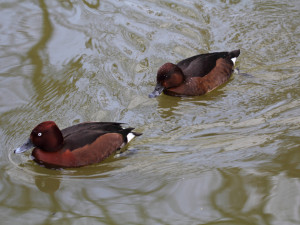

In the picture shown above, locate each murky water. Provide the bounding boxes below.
[1,0,300,224]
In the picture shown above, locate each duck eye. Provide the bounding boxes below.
[38,132,42,137]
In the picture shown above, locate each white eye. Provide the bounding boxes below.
[38,133,42,137]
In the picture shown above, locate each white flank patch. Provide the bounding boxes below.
[231,57,237,65]
[127,133,135,143]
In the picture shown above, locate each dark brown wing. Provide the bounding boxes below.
[61,122,127,151]
[177,50,239,78]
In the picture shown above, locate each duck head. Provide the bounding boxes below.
[15,121,64,154]
[149,63,184,98]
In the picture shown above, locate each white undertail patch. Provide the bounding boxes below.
[127,133,135,143]
[231,57,237,65]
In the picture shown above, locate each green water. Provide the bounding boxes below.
[0,0,300,224]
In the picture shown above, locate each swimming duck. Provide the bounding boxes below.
[15,121,141,168]
[149,49,240,97]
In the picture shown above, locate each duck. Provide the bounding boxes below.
[14,121,141,168]
[149,49,240,97]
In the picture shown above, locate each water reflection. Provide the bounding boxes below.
[82,0,100,9]
[210,168,273,224]
[260,135,300,178]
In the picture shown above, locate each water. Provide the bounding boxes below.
[1,0,300,224]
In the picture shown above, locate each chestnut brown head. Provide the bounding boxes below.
[15,121,64,154]
[149,63,184,98]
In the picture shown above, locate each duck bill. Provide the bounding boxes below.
[15,138,34,154]
[148,83,164,98]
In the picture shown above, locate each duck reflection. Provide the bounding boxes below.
[155,89,224,120]
[35,175,60,193]
[32,153,128,193]
[156,95,182,119]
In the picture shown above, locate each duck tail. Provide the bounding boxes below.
[228,49,240,65]
[120,128,142,143]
